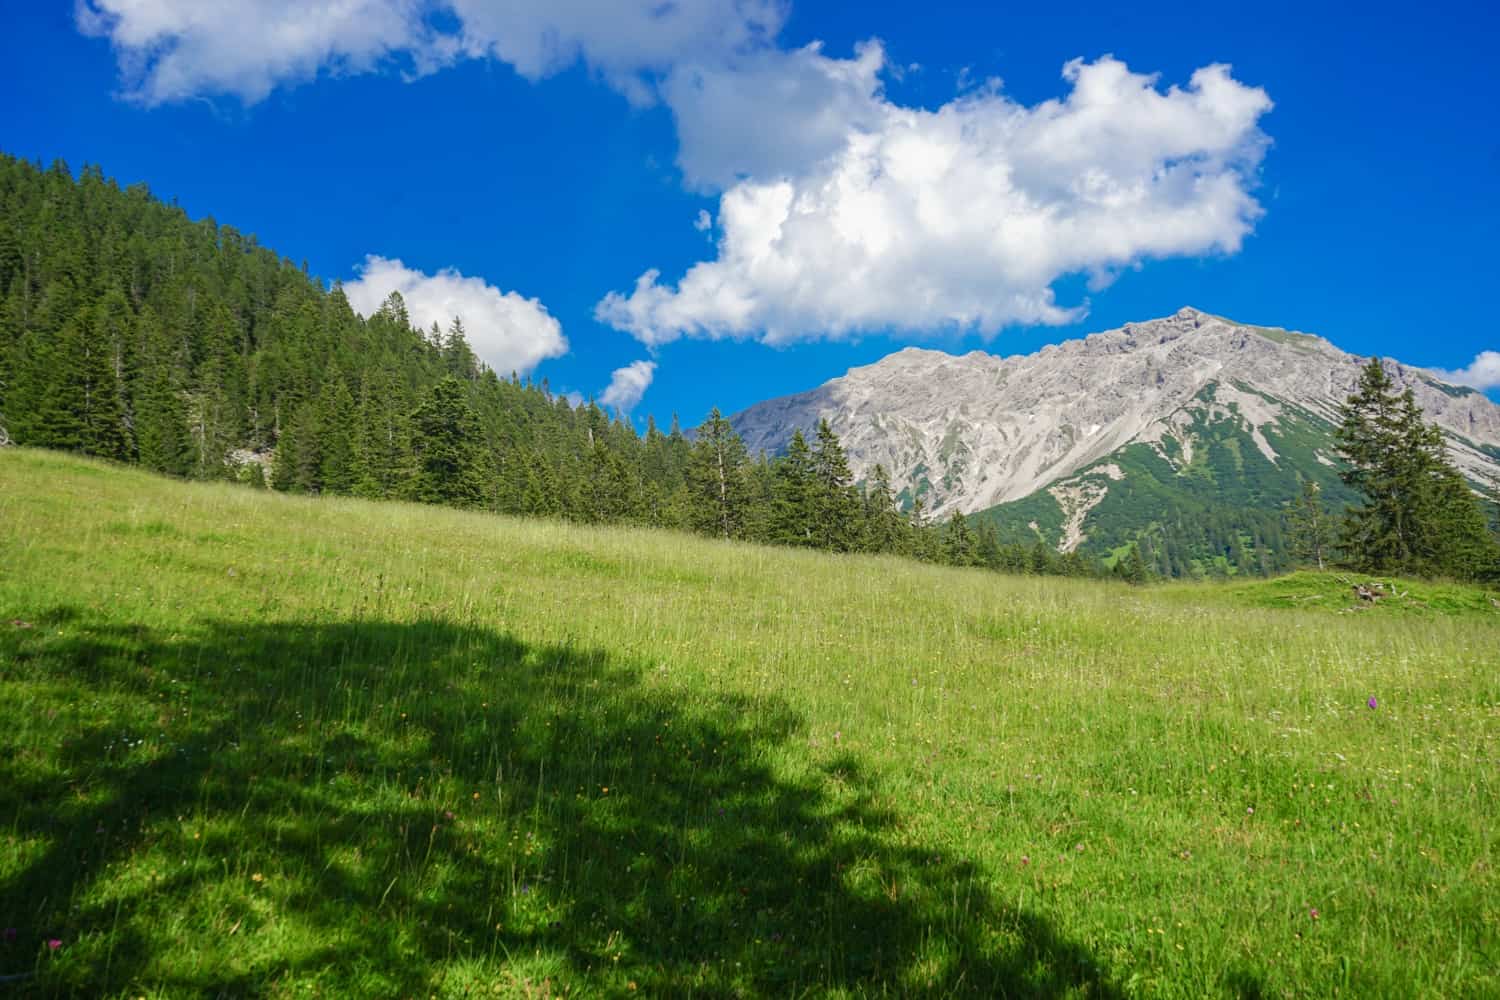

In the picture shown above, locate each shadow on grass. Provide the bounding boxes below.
[1,614,1120,997]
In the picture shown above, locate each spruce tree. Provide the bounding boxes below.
[687,408,751,539]
[942,510,976,566]
[352,370,411,500]
[811,418,859,551]
[1336,357,1499,578]
[770,429,816,546]
[317,379,357,494]
[861,463,903,554]
[408,376,487,507]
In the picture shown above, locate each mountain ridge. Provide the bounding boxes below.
[731,307,1500,559]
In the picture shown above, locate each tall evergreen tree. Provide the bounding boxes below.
[811,418,859,551]
[408,376,487,507]
[1335,357,1499,577]
[861,463,904,554]
[687,408,751,539]
[317,379,357,494]
[942,510,977,566]
[770,429,816,546]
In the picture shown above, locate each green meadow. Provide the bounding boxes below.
[1,447,1496,998]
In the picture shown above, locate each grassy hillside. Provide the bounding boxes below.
[2,448,1497,998]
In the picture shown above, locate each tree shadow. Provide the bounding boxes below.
[1,614,1119,997]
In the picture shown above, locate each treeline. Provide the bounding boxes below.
[0,155,1110,580]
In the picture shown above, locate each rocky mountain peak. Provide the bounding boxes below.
[731,310,1500,525]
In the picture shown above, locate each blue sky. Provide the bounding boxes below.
[2,1,1497,424]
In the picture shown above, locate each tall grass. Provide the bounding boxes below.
[1,448,1496,997]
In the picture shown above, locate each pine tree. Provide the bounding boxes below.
[10,310,128,459]
[317,379,357,494]
[408,376,487,507]
[351,370,411,500]
[443,317,480,380]
[1336,357,1499,578]
[770,429,816,546]
[811,418,859,551]
[284,399,323,493]
[687,408,751,539]
[861,463,904,554]
[942,510,976,566]
[908,495,937,561]
[1336,359,1425,570]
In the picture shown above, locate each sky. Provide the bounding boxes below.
[2,1,1497,425]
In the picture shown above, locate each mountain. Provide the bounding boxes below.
[732,307,1500,569]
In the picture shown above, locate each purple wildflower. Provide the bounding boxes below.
[1367,696,1378,710]
[47,939,61,951]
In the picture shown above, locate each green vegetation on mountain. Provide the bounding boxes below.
[973,375,1500,581]
[3,448,1497,997]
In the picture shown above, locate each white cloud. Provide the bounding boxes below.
[81,4,1277,348]
[447,0,785,105]
[598,54,1274,345]
[1431,351,1500,391]
[693,209,713,232]
[662,39,888,190]
[598,359,657,414]
[77,0,453,105]
[344,255,567,375]
[78,0,785,106]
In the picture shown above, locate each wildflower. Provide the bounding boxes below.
[251,872,264,883]
[1247,806,1255,815]
[1309,907,1320,920]
[1367,696,1378,710]
[1020,855,1030,866]
[444,811,455,821]
[47,939,61,951]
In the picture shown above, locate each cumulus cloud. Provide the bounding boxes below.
[76,0,454,105]
[599,54,1274,345]
[598,359,657,414]
[1430,351,1500,391]
[343,255,566,374]
[78,0,784,106]
[81,3,1277,347]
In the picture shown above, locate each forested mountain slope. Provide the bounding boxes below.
[0,154,695,519]
[0,155,1098,577]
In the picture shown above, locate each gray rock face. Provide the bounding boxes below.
[731,307,1500,517]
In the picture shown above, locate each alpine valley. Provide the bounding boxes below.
[732,307,1500,576]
